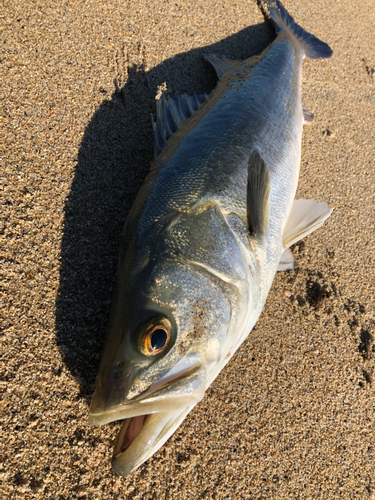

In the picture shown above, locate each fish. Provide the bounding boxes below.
[89,0,333,475]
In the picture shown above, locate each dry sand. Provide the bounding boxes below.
[1,0,375,498]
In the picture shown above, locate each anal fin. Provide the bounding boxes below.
[277,248,297,271]
[302,103,314,124]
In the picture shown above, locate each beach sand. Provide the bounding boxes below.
[2,0,375,497]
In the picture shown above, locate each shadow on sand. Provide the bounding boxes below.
[55,21,275,402]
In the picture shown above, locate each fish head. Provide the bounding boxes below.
[89,251,235,475]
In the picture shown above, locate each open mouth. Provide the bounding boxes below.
[113,414,150,458]
[91,361,208,475]
[111,408,195,476]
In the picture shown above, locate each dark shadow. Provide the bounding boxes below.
[55,21,275,402]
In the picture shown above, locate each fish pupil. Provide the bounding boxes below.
[151,329,167,350]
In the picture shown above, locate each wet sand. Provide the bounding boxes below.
[2,0,375,498]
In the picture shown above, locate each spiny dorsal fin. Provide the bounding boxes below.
[282,199,333,249]
[153,91,209,158]
[203,52,240,79]
[247,150,271,239]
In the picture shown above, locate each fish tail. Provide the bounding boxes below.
[259,0,333,59]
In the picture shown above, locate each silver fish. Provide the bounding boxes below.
[89,0,333,475]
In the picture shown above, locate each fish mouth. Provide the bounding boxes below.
[89,363,206,424]
[89,363,207,475]
[113,414,150,457]
[111,407,193,476]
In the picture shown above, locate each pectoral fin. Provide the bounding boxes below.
[247,150,271,240]
[282,199,333,249]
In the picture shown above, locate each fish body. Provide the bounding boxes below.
[89,0,333,475]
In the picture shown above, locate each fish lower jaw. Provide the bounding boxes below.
[111,406,195,476]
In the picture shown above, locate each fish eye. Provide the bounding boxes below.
[137,316,172,356]
[150,328,168,350]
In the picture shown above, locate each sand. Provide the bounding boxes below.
[1,0,375,498]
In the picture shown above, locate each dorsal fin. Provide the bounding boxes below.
[247,150,271,239]
[203,52,240,79]
[152,91,209,158]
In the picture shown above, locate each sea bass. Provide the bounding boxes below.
[89,0,333,475]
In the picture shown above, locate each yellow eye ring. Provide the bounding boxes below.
[138,317,172,356]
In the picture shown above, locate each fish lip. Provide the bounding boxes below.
[89,364,207,475]
[88,391,202,426]
[105,359,205,469]
[89,362,206,426]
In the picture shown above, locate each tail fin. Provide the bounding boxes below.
[260,0,333,60]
